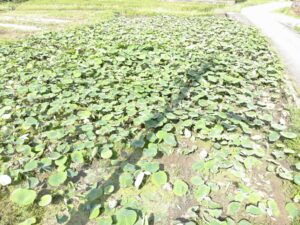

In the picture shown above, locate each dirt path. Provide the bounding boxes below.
[0,16,68,24]
[241,1,300,91]
[0,15,68,33]
[0,23,41,31]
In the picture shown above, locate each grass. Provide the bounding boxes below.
[0,0,225,42]
[216,0,273,12]
[276,6,300,34]
[274,6,300,37]
[1,0,225,19]
[16,0,225,14]
[277,6,300,19]
[0,0,274,42]
[0,188,45,225]
[284,107,300,225]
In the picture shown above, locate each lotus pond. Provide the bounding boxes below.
[0,16,299,225]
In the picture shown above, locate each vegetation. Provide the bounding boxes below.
[0,0,275,43]
[0,14,299,224]
[285,108,300,225]
[0,0,225,43]
[275,7,300,36]
[277,6,300,19]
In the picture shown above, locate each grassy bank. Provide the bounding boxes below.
[0,0,274,43]
[277,6,300,19]
[0,0,224,43]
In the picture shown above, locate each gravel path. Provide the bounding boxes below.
[241,1,300,91]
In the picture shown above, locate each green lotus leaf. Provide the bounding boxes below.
[151,171,168,186]
[271,123,286,131]
[240,136,254,149]
[295,162,300,171]
[294,175,300,185]
[48,171,67,187]
[24,160,38,172]
[173,179,188,196]
[104,185,114,194]
[44,129,66,140]
[38,194,52,207]
[86,188,103,202]
[209,124,224,138]
[23,117,38,128]
[143,143,158,158]
[285,202,299,219]
[98,217,113,225]
[190,176,204,186]
[227,201,241,215]
[139,162,159,173]
[248,192,261,204]
[10,188,37,206]
[89,205,101,219]
[101,149,113,159]
[18,217,36,225]
[116,208,137,225]
[78,110,91,119]
[245,204,264,216]
[194,183,210,202]
[131,137,145,149]
[267,199,280,217]
[119,172,133,188]
[71,151,84,163]
[206,208,222,218]
[238,219,252,225]
[268,131,280,142]
[156,130,177,146]
[280,131,297,139]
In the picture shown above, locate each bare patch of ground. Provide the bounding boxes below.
[1,15,68,24]
[0,23,41,31]
[160,151,198,180]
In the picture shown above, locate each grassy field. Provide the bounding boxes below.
[0,0,223,42]
[0,0,274,43]
[277,6,300,19]
[276,6,300,34]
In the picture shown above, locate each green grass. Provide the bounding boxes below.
[0,0,225,42]
[277,6,300,19]
[0,188,45,225]
[0,0,274,43]
[273,7,300,34]
[0,0,269,38]
[285,107,300,225]
[3,0,226,16]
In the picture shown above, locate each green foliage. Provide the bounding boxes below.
[173,179,189,196]
[47,171,67,187]
[0,190,44,225]
[151,171,168,186]
[286,202,299,219]
[10,189,37,206]
[0,15,293,224]
[38,195,52,207]
[115,208,137,225]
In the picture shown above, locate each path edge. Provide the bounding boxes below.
[226,11,300,107]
